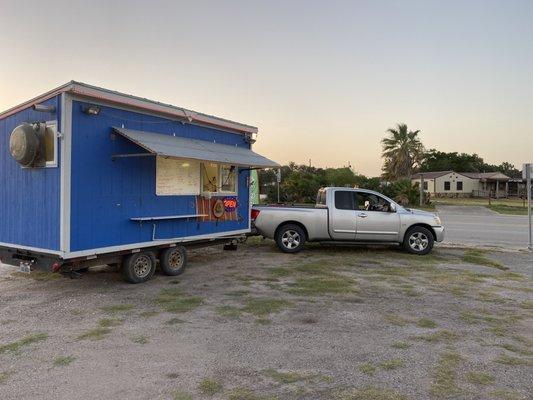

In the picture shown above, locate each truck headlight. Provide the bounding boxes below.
[433,215,442,226]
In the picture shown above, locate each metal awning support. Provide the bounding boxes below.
[111,153,156,160]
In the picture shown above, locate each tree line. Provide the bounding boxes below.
[259,123,520,205]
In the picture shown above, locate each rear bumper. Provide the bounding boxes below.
[433,226,445,242]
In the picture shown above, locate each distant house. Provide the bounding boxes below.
[411,171,512,198]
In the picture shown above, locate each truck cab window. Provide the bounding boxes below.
[334,191,356,210]
[356,192,391,212]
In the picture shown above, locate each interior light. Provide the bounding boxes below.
[182,162,190,167]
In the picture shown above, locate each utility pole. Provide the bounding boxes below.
[419,174,424,207]
[524,163,532,251]
[276,168,281,204]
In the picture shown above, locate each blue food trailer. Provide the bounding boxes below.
[0,81,278,283]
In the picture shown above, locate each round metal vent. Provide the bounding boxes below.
[9,124,40,167]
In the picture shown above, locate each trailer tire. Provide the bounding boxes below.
[276,223,306,253]
[159,246,187,276]
[122,252,156,283]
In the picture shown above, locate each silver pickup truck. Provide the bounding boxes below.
[251,187,444,255]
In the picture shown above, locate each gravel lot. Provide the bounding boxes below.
[0,240,532,400]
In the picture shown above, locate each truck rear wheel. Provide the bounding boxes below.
[403,226,434,255]
[122,252,156,283]
[276,224,306,253]
[160,246,187,276]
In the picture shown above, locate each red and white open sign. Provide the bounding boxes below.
[223,197,238,212]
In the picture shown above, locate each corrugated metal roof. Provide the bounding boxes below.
[461,172,510,180]
[413,171,511,181]
[0,81,258,135]
[412,171,453,179]
[114,127,279,168]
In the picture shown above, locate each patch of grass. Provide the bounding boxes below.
[165,317,185,325]
[494,354,532,366]
[391,341,411,349]
[417,318,438,328]
[379,359,404,370]
[403,287,422,297]
[499,343,533,356]
[334,386,408,400]
[494,272,526,281]
[255,318,271,325]
[264,368,308,384]
[215,305,242,319]
[466,371,495,385]
[268,267,292,277]
[519,300,533,310]
[242,298,291,317]
[488,389,528,400]
[100,304,134,313]
[53,355,75,367]
[198,378,223,395]
[172,389,193,400]
[430,351,463,397]
[77,327,111,341]
[487,204,529,216]
[12,271,61,281]
[139,311,160,318]
[384,314,409,326]
[512,335,533,347]
[0,333,48,354]
[155,288,203,313]
[228,387,275,400]
[288,276,355,296]
[224,290,250,297]
[98,318,123,328]
[415,330,458,344]
[359,363,376,375]
[0,371,10,384]
[131,335,148,345]
[294,260,337,275]
[478,290,507,303]
[462,250,507,270]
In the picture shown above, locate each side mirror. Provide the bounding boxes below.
[389,203,397,213]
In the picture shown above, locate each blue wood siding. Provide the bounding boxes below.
[70,101,250,252]
[0,96,61,251]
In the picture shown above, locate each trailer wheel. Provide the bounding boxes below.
[276,223,306,253]
[159,246,187,276]
[122,252,156,283]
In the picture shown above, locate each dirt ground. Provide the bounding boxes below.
[0,240,532,400]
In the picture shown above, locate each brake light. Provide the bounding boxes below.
[251,209,261,221]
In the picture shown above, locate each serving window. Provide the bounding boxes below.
[201,163,237,194]
[156,157,237,196]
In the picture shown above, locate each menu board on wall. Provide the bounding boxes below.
[156,157,201,196]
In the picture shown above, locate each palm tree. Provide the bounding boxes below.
[381,123,424,181]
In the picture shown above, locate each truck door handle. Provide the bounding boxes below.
[357,213,367,218]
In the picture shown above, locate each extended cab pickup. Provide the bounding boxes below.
[251,187,444,254]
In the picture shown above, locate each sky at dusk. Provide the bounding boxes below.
[1,0,531,176]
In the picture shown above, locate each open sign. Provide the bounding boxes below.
[223,197,238,212]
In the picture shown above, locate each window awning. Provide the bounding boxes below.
[113,127,279,168]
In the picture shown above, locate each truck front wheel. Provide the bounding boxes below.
[122,252,156,283]
[403,226,434,255]
[276,224,306,253]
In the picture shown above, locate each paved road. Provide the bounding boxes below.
[436,205,530,249]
